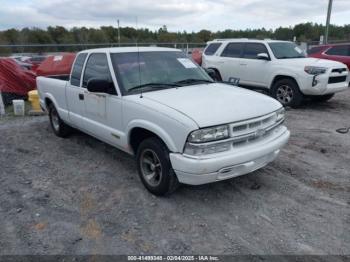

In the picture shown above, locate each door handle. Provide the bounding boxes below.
[239,63,247,66]
[79,93,84,100]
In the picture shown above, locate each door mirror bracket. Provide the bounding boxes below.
[257,53,270,60]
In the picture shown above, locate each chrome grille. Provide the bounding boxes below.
[230,113,282,147]
[230,113,277,137]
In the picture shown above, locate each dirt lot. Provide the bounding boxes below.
[0,91,349,256]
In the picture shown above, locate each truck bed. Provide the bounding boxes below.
[36,76,69,114]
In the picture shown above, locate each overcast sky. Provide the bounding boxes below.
[1,0,350,31]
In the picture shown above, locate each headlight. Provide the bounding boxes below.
[188,125,229,143]
[304,66,328,75]
[276,107,285,122]
[184,140,232,156]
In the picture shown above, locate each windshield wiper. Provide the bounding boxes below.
[278,56,305,59]
[174,78,214,86]
[128,82,180,92]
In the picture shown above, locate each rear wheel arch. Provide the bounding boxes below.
[47,101,72,137]
[44,95,59,113]
[45,97,53,109]
[208,67,222,81]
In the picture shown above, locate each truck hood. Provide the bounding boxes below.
[277,57,347,68]
[138,83,282,128]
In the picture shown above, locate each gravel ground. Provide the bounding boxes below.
[0,91,349,256]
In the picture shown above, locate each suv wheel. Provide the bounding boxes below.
[310,93,334,102]
[271,78,303,108]
[136,137,179,196]
[210,69,222,82]
[48,103,72,137]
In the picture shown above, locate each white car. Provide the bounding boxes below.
[37,47,290,195]
[202,39,349,107]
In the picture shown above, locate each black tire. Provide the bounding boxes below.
[211,69,222,82]
[136,137,179,196]
[271,78,304,108]
[310,93,335,102]
[48,103,72,137]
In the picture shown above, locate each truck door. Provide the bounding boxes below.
[239,43,271,88]
[81,53,123,147]
[216,42,244,81]
[66,53,88,129]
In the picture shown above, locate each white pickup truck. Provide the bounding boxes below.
[202,39,349,107]
[37,47,290,195]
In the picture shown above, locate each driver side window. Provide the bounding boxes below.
[82,53,116,94]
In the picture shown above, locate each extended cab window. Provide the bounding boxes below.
[221,43,243,58]
[326,45,349,56]
[82,53,116,93]
[243,43,269,59]
[70,53,87,86]
[204,43,222,56]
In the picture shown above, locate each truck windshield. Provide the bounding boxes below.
[269,42,306,59]
[110,51,212,94]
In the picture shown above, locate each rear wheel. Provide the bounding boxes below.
[136,137,179,196]
[48,103,72,137]
[271,78,304,108]
[310,93,334,102]
[210,69,222,82]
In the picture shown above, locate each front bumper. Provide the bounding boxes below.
[170,126,290,185]
[300,71,349,95]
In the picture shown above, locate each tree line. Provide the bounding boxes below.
[1,22,350,54]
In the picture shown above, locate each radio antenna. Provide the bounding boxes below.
[136,16,143,98]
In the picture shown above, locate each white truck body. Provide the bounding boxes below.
[37,47,290,192]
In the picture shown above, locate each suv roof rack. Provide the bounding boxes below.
[212,38,249,42]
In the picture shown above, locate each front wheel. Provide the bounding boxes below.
[136,137,179,196]
[271,78,304,108]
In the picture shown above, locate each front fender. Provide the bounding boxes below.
[126,119,179,153]
[269,71,302,89]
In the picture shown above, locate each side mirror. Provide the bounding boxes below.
[257,53,270,60]
[205,68,219,81]
[87,78,112,94]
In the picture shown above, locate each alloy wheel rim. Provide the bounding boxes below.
[140,149,162,187]
[276,85,293,104]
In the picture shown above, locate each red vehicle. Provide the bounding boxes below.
[24,55,47,72]
[191,48,203,66]
[308,44,350,69]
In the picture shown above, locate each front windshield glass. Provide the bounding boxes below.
[110,51,212,94]
[269,42,306,59]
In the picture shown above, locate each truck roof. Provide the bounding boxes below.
[78,46,181,54]
[208,39,291,44]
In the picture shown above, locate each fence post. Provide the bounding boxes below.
[0,92,5,116]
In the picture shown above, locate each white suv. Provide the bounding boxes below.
[202,39,349,107]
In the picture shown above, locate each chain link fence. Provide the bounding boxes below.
[0,42,207,57]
